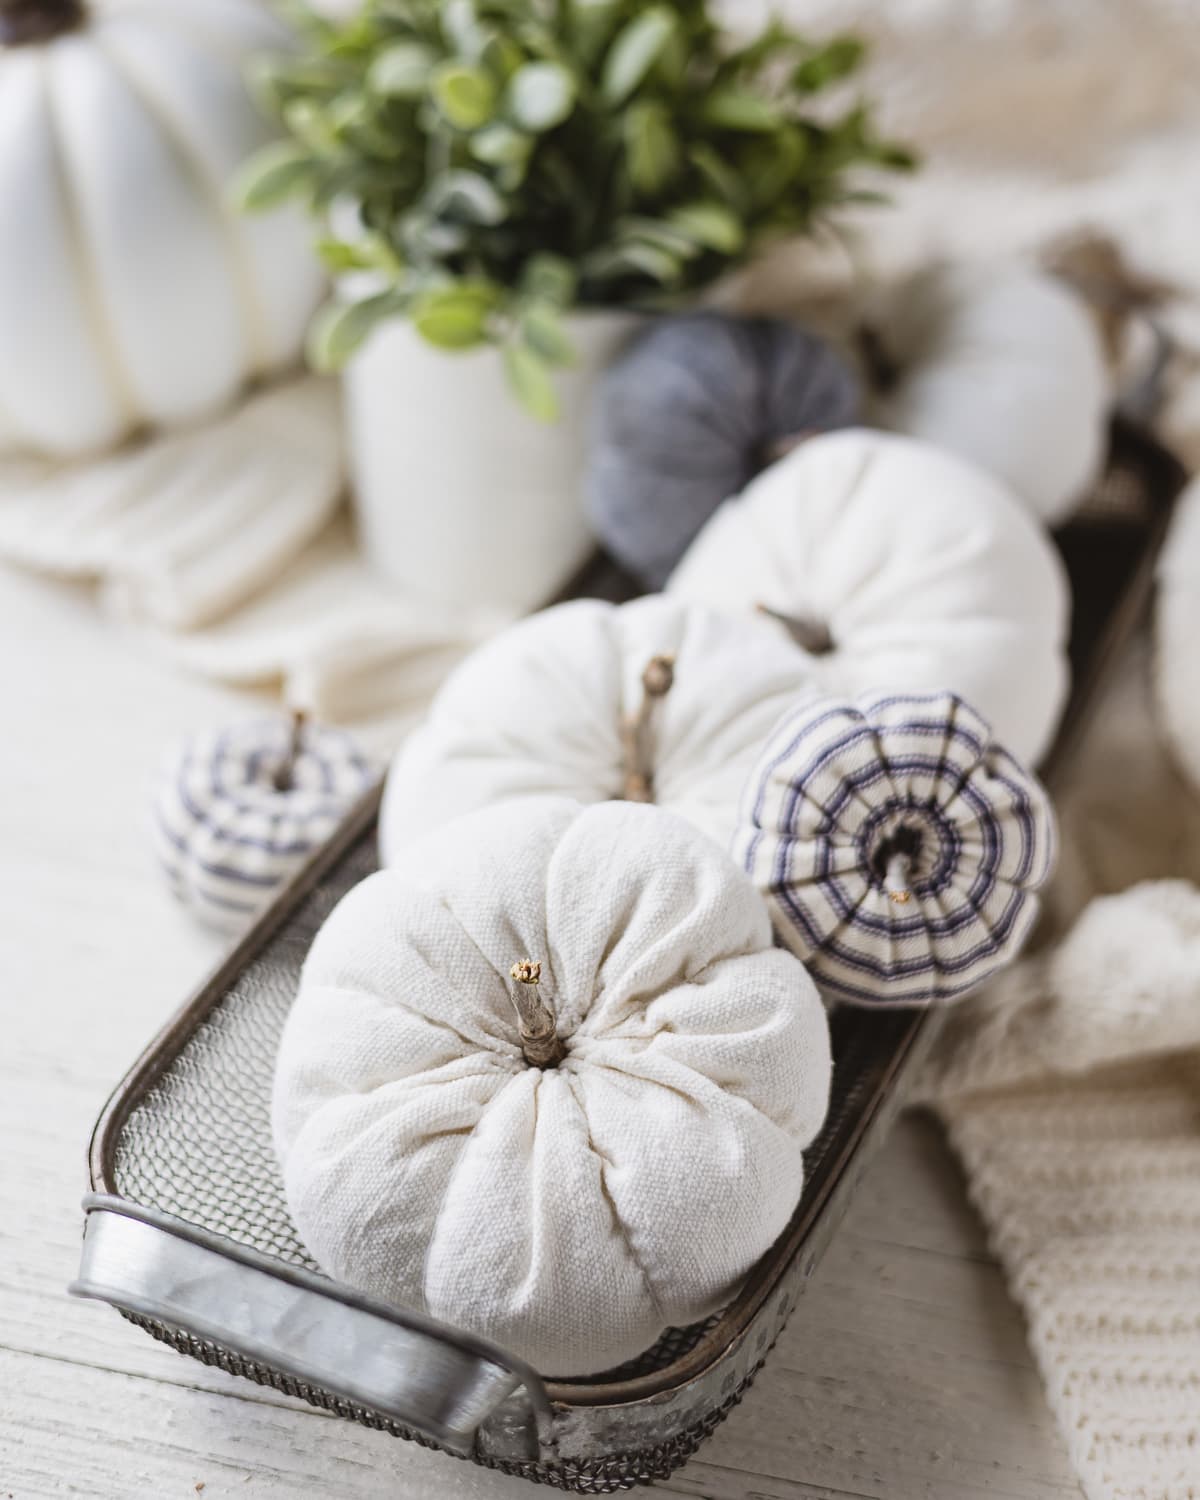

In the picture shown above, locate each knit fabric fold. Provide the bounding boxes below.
[920,870,1200,1500]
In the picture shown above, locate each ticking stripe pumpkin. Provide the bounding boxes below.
[0,0,324,460]
[154,715,375,930]
[735,690,1056,1007]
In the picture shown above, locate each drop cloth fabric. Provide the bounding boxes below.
[379,594,823,860]
[272,796,832,1377]
[667,429,1071,766]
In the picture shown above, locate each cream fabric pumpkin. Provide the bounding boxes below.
[379,594,819,861]
[864,263,1110,525]
[666,428,1071,767]
[0,0,324,460]
[273,796,832,1376]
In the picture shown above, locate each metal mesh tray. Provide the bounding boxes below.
[72,419,1185,1492]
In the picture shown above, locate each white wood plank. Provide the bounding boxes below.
[0,559,1079,1499]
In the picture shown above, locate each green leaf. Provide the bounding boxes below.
[506,61,576,131]
[601,6,676,104]
[623,100,679,195]
[233,142,315,212]
[702,90,783,132]
[316,235,404,275]
[368,41,438,99]
[792,36,866,91]
[688,143,746,210]
[430,62,496,129]
[425,169,508,224]
[504,342,559,421]
[411,282,499,348]
[520,253,578,306]
[281,99,340,152]
[469,122,531,165]
[667,201,745,254]
[306,292,402,371]
[519,301,577,364]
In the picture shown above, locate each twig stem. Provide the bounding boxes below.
[508,960,564,1068]
[618,654,675,803]
[273,709,307,792]
[885,853,912,905]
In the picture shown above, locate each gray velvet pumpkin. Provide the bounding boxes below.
[586,312,860,588]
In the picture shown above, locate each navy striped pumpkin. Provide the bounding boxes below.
[736,691,1056,1007]
[155,716,375,931]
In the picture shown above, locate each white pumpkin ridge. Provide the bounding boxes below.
[0,0,324,459]
[274,796,833,1376]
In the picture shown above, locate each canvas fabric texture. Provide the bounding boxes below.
[378,594,822,860]
[272,796,832,1378]
[667,429,1071,766]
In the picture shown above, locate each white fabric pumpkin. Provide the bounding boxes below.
[667,428,1071,767]
[864,263,1110,525]
[0,0,324,460]
[273,796,832,1376]
[379,594,819,861]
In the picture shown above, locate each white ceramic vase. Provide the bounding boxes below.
[344,310,638,614]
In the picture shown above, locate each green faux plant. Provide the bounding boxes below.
[238,0,915,418]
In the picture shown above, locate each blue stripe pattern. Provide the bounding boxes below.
[154,718,376,932]
[734,690,1056,1007]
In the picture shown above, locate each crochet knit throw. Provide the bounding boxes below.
[918,646,1200,1500]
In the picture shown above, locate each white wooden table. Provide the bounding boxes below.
[0,561,1082,1500]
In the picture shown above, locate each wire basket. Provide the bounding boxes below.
[72,419,1185,1492]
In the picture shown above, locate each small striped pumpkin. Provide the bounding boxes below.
[736,690,1056,1007]
[0,0,324,460]
[154,715,375,930]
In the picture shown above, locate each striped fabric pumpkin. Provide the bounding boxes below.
[155,716,375,930]
[736,691,1056,1007]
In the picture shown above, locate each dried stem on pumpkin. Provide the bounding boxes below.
[508,959,565,1069]
[0,0,85,46]
[756,602,834,657]
[272,709,308,792]
[884,853,913,905]
[618,653,675,803]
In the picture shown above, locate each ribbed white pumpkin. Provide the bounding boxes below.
[0,0,324,460]
[274,796,833,1375]
[667,429,1071,767]
[379,594,820,862]
[864,262,1110,526]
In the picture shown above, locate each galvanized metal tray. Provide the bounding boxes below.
[72,418,1185,1493]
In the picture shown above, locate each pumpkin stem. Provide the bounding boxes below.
[0,0,86,46]
[272,709,308,792]
[855,323,901,395]
[884,853,913,905]
[763,431,815,467]
[756,603,834,657]
[618,653,675,803]
[508,959,564,1069]
[1046,232,1177,364]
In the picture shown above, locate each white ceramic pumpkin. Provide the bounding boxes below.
[273,796,832,1375]
[666,428,1071,766]
[378,594,820,861]
[863,262,1110,525]
[0,0,325,460]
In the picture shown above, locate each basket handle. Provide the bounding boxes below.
[71,1196,550,1458]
